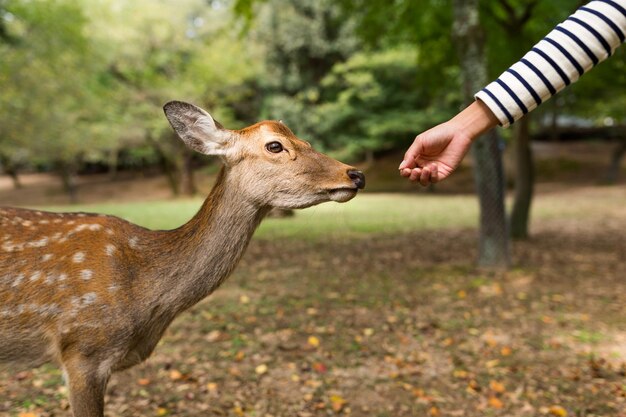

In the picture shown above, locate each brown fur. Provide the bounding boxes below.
[0,101,364,416]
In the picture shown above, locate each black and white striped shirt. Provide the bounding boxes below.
[475,0,626,128]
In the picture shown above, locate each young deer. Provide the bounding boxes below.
[0,101,365,416]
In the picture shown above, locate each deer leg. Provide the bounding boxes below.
[63,358,110,417]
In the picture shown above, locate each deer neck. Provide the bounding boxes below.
[144,166,269,315]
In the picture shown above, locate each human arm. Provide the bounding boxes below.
[398,100,498,185]
[401,0,626,185]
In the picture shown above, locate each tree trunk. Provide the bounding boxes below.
[180,149,198,196]
[0,153,22,189]
[549,99,560,142]
[8,168,21,189]
[453,0,509,267]
[147,133,180,196]
[510,115,534,239]
[58,162,79,204]
[606,139,626,184]
[108,148,120,181]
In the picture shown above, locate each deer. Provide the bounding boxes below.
[0,101,365,416]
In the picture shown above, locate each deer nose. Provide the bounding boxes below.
[348,170,365,189]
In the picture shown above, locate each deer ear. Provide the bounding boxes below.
[163,101,232,156]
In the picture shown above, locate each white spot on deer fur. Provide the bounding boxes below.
[76,224,89,232]
[29,271,42,282]
[35,211,43,216]
[58,273,67,282]
[108,284,120,292]
[105,244,116,256]
[89,224,103,231]
[38,220,50,225]
[11,273,25,287]
[38,303,61,316]
[27,237,48,248]
[80,270,93,281]
[53,219,62,224]
[129,236,139,249]
[22,220,33,227]
[71,293,97,311]
[2,241,15,252]
[77,213,87,218]
[106,229,114,235]
[52,232,63,240]
[66,220,75,226]
[73,252,85,263]
[41,253,53,262]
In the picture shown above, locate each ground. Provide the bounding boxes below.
[0,142,625,417]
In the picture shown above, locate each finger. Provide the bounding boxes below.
[399,168,412,177]
[429,163,439,184]
[419,167,431,186]
[400,137,424,170]
[409,167,422,181]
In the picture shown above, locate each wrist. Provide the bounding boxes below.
[450,100,499,142]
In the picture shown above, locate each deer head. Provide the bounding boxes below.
[163,101,365,209]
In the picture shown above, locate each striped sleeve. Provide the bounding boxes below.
[475,0,626,128]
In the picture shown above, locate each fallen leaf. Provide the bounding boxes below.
[488,396,504,409]
[18,413,38,417]
[453,369,469,379]
[239,295,250,304]
[489,380,506,393]
[441,337,454,347]
[486,359,500,368]
[330,395,346,412]
[156,407,168,416]
[308,336,320,347]
[363,328,374,336]
[548,405,567,417]
[429,406,440,416]
[206,382,218,392]
[169,370,183,381]
[137,378,151,386]
[312,362,327,373]
[255,364,268,375]
[457,290,467,299]
[500,346,512,356]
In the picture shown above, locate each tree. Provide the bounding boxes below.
[453,0,509,266]
[0,0,107,202]
[89,0,261,195]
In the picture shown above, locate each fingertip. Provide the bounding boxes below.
[409,168,421,181]
[430,165,439,184]
[419,167,430,186]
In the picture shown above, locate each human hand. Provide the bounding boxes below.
[398,122,473,185]
[399,100,499,186]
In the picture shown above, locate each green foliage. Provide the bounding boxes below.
[1,0,623,187]
[260,46,459,160]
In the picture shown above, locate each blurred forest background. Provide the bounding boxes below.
[1,1,625,416]
[1,0,625,264]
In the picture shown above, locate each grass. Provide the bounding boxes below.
[39,184,625,241]
[42,193,481,240]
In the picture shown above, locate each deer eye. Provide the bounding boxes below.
[266,141,284,153]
